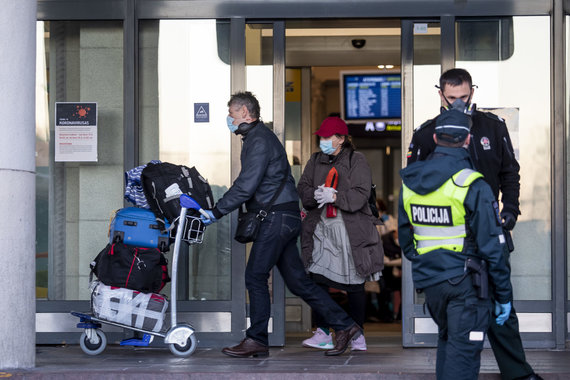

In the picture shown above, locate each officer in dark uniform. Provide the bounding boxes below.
[406,68,541,380]
[399,109,513,380]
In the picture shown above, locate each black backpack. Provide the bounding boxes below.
[141,162,214,230]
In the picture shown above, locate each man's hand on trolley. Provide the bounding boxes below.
[200,210,218,226]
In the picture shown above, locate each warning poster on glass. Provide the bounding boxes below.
[55,102,98,162]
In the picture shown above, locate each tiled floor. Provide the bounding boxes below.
[3,323,569,379]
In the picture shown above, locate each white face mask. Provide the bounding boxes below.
[226,116,238,133]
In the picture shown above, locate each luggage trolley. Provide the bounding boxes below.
[71,195,207,357]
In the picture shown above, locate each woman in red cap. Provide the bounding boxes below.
[297,116,384,352]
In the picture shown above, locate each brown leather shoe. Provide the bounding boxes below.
[325,324,362,356]
[221,337,269,358]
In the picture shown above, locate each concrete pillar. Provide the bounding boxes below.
[0,0,37,369]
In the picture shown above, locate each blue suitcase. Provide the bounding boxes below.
[109,207,170,252]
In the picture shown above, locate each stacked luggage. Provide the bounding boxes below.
[88,161,214,332]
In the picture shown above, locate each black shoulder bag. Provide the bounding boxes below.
[234,175,288,243]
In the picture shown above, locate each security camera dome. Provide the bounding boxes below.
[351,39,366,49]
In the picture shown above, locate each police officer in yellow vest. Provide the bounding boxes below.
[398,109,513,380]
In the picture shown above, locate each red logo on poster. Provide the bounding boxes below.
[73,105,91,118]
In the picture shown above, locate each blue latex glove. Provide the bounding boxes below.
[200,210,217,226]
[495,301,512,326]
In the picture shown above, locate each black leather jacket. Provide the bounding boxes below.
[212,121,298,218]
[407,110,521,217]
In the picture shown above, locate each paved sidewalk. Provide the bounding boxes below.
[3,334,569,379]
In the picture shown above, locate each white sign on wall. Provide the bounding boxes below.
[55,102,98,162]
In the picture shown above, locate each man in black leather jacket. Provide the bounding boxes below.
[201,91,361,358]
[407,69,541,380]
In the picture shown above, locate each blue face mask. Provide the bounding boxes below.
[226,116,238,133]
[319,140,336,155]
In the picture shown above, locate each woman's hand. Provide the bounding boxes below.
[314,185,337,208]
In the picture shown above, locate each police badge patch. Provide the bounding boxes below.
[480,136,491,150]
[410,204,453,226]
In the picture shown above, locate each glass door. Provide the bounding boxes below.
[456,18,552,335]
[138,19,244,347]
[402,16,555,348]
[35,20,127,343]
[35,16,286,348]
[138,19,287,347]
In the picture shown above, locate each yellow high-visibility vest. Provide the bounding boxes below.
[402,168,483,255]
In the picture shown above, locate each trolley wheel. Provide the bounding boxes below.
[79,329,107,356]
[168,334,197,357]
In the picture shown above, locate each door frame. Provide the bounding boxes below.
[400,11,567,349]
[36,0,567,349]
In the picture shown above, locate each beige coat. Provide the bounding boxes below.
[297,148,384,277]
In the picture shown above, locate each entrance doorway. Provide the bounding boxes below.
[281,19,403,342]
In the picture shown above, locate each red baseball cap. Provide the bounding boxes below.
[315,117,349,137]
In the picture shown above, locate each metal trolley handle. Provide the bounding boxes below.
[170,195,206,327]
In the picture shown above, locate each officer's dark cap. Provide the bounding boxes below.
[435,109,471,143]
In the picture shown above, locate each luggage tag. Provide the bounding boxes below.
[325,167,338,218]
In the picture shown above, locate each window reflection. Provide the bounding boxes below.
[139,20,232,300]
[36,21,125,301]
[456,18,514,61]
[457,16,551,300]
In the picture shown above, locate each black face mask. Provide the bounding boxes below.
[441,93,476,115]
[440,99,474,130]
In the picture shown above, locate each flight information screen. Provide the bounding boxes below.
[342,73,401,120]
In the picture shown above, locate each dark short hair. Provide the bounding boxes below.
[228,91,260,119]
[439,68,473,90]
[436,134,468,147]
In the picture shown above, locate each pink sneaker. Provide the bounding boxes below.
[350,334,367,351]
[302,328,333,350]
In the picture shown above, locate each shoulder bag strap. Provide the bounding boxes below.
[257,173,289,219]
